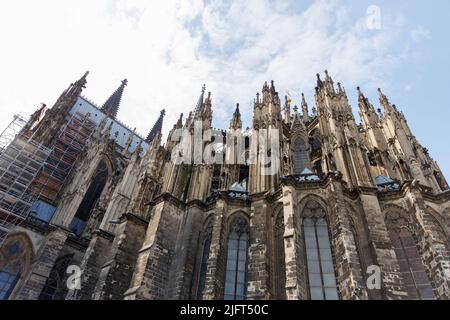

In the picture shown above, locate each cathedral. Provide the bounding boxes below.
[0,70,449,301]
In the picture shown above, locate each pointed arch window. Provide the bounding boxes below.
[0,266,20,300]
[293,138,309,174]
[69,160,109,236]
[388,228,435,300]
[196,222,213,299]
[224,217,249,300]
[39,254,73,300]
[0,234,33,300]
[302,201,338,300]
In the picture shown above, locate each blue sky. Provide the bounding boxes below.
[0,0,448,177]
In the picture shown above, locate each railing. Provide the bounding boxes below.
[205,190,249,204]
[227,190,249,200]
[377,180,401,192]
[206,191,219,204]
[293,172,324,183]
[25,215,51,232]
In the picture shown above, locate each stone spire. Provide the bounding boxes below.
[146,109,166,143]
[358,87,373,112]
[101,79,128,119]
[230,103,242,130]
[301,93,309,122]
[194,84,206,117]
[377,88,394,114]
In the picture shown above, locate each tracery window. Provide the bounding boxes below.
[388,227,435,300]
[302,201,338,300]
[224,217,249,300]
[70,159,109,236]
[0,233,33,300]
[39,254,73,300]
[292,138,309,174]
[196,222,213,299]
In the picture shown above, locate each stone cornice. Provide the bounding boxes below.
[93,228,115,241]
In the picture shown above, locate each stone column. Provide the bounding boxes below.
[124,197,184,300]
[246,196,271,300]
[359,192,407,299]
[92,213,148,300]
[202,199,226,300]
[281,185,306,300]
[329,180,369,299]
[166,204,204,300]
[408,185,450,299]
[66,229,114,300]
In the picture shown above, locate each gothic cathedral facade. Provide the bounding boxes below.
[1,71,449,300]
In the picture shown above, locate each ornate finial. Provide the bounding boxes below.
[301,93,307,106]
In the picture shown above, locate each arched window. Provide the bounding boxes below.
[388,228,435,300]
[39,254,73,300]
[69,160,109,236]
[302,201,338,300]
[224,217,249,300]
[0,233,34,300]
[274,212,286,299]
[292,138,309,174]
[310,136,322,159]
[196,222,213,299]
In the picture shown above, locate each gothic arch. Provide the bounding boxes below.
[97,153,114,177]
[383,205,437,300]
[192,215,214,300]
[69,158,111,236]
[424,206,449,247]
[296,194,329,220]
[226,210,250,229]
[0,232,35,300]
[223,213,250,300]
[39,254,74,300]
[294,195,340,300]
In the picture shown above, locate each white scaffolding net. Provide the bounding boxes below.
[0,115,51,245]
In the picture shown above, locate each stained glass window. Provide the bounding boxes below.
[304,218,339,300]
[224,217,249,300]
[389,228,435,300]
[293,138,309,174]
[0,267,20,300]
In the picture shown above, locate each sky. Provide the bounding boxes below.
[0,0,449,177]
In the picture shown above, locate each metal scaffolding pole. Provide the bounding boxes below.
[0,115,51,244]
[0,107,99,246]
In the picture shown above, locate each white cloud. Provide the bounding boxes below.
[0,0,416,141]
[411,25,431,42]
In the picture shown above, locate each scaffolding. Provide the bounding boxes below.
[0,109,98,246]
[0,115,51,243]
[33,111,97,204]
